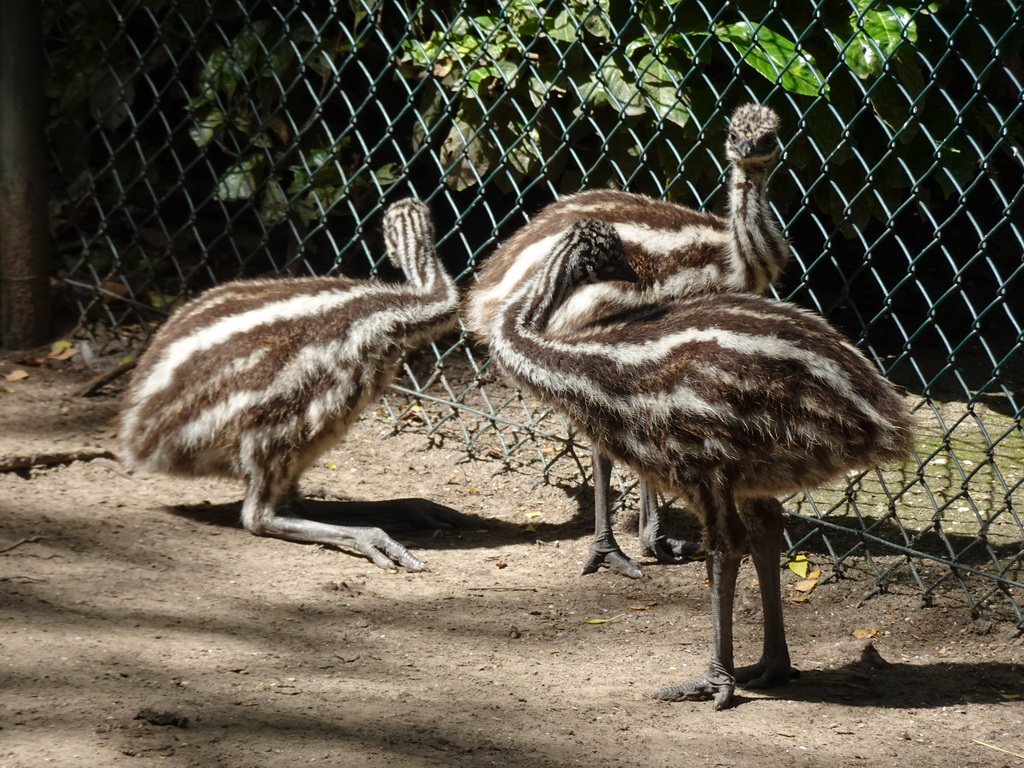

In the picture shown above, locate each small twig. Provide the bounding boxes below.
[580,613,627,625]
[0,449,116,473]
[71,359,135,397]
[0,536,43,553]
[466,586,539,592]
[966,737,1024,761]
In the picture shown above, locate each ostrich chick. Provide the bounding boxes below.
[489,220,913,709]
[118,198,458,571]
[466,104,789,577]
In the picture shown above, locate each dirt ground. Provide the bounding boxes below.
[2,347,1023,768]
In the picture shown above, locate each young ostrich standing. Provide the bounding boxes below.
[118,198,458,571]
[465,104,790,577]
[489,220,913,709]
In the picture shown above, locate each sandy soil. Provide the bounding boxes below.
[1,348,1023,768]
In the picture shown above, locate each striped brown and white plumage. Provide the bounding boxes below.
[488,219,913,709]
[118,198,458,571]
[465,104,790,575]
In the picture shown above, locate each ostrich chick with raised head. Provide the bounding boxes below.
[466,104,790,577]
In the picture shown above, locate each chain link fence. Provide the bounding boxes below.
[40,0,1022,625]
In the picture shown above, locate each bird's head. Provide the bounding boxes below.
[563,219,637,287]
[725,104,781,167]
[382,198,435,271]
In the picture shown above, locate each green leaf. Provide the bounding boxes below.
[867,75,912,131]
[571,0,612,40]
[638,53,690,128]
[201,48,245,100]
[716,22,829,98]
[412,88,446,150]
[467,61,518,92]
[147,291,186,312]
[839,7,917,78]
[233,21,270,70]
[188,107,224,147]
[545,10,577,43]
[588,55,645,116]
[373,162,402,186]
[215,156,263,201]
[257,181,289,225]
[505,123,542,177]
[440,102,498,191]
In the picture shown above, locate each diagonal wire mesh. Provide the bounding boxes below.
[40,0,1023,626]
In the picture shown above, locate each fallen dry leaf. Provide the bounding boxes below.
[787,555,810,578]
[48,346,78,361]
[852,628,879,639]
[4,369,29,382]
[793,578,818,593]
[101,281,129,301]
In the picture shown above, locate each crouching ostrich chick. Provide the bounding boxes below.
[489,220,913,709]
[465,104,790,577]
[118,198,459,571]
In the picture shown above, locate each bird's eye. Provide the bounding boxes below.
[728,130,738,142]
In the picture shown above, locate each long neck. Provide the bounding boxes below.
[402,243,453,297]
[395,249,458,345]
[375,212,458,347]
[727,161,790,293]
[516,238,580,334]
[492,228,629,443]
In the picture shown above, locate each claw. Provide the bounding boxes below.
[651,676,735,710]
[357,528,429,571]
[580,543,645,578]
[640,535,702,563]
[735,661,798,689]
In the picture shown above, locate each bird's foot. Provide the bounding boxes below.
[349,527,429,572]
[580,543,644,579]
[651,675,735,710]
[639,534,702,563]
[734,660,799,689]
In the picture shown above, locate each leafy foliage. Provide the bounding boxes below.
[43,0,1023,251]
[392,0,1021,235]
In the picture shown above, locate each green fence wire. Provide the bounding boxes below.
[41,0,1023,626]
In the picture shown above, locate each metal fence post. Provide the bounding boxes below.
[0,0,50,349]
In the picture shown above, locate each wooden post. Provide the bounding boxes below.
[0,0,50,349]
